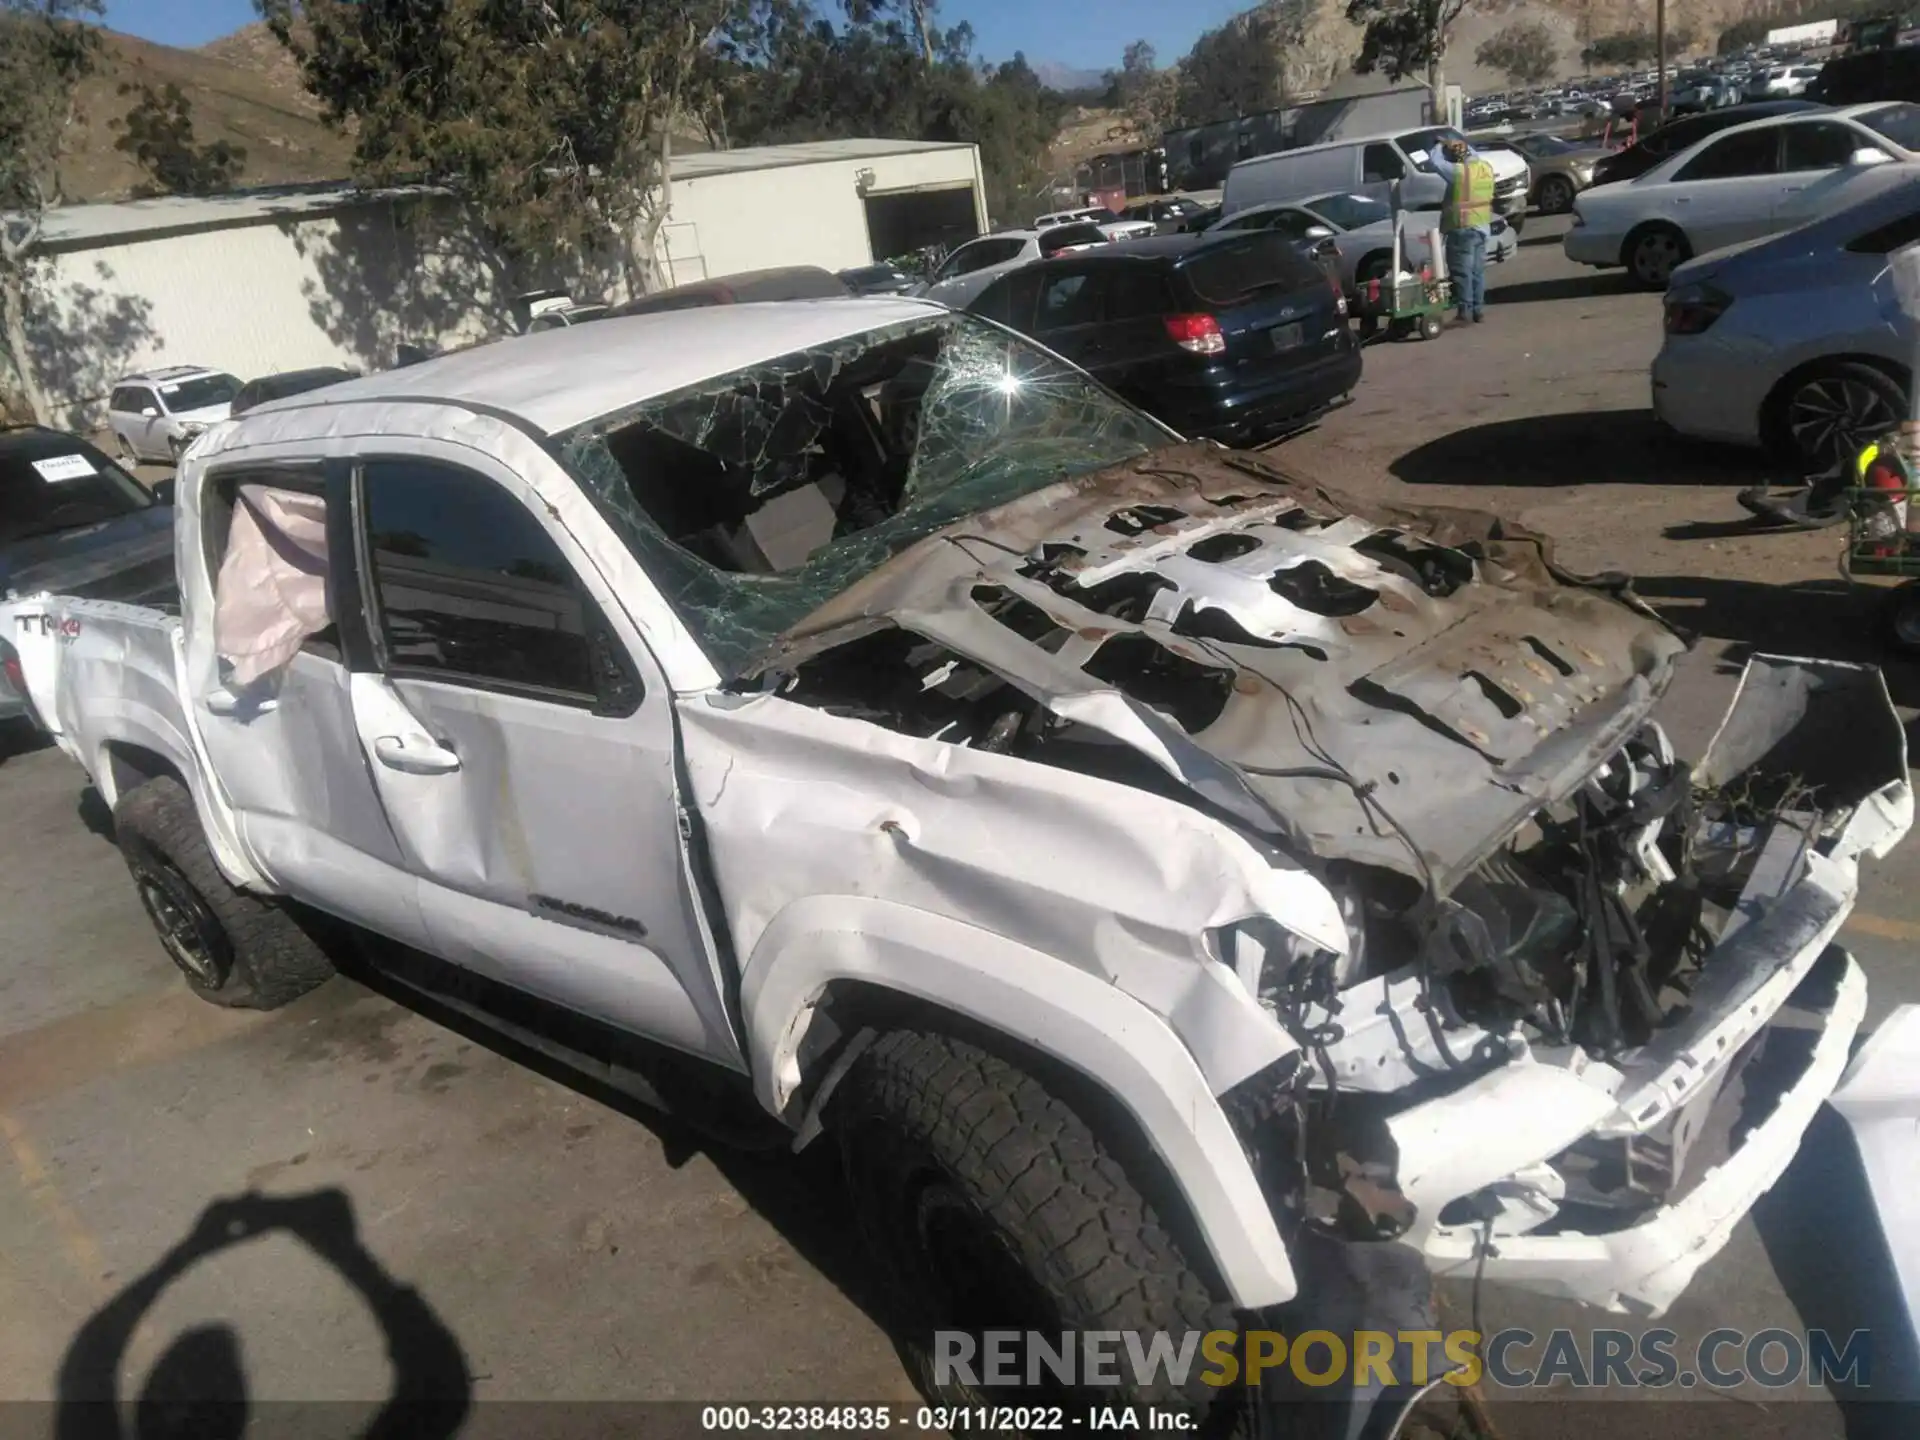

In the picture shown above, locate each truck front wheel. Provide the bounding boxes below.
[832,1029,1235,1419]
[115,776,335,1009]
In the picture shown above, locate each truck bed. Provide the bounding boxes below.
[7,595,193,803]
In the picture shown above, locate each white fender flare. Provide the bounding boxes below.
[741,894,1301,1310]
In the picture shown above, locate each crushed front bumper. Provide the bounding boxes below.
[1349,657,1912,1317]
[1399,946,1863,1314]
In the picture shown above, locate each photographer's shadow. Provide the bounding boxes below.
[55,1188,470,1440]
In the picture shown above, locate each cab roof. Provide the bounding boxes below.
[243,296,948,437]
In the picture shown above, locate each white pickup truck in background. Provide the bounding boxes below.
[7,299,1912,1430]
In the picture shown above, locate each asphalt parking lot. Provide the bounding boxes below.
[5,215,1918,1437]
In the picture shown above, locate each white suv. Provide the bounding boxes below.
[106,367,243,463]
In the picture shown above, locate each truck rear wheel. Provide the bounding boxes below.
[832,1028,1235,1419]
[115,776,335,1009]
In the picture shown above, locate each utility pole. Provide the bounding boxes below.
[1656,0,1669,122]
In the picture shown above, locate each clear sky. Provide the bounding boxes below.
[102,0,1249,74]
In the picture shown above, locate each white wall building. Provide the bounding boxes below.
[24,137,986,427]
[1766,18,1840,47]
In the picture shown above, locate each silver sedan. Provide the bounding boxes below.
[1208,191,1517,296]
[1652,173,1920,477]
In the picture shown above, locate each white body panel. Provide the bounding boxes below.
[14,305,1911,1326]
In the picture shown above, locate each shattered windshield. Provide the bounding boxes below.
[559,313,1175,678]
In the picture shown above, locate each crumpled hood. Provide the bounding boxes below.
[1,506,177,603]
[763,444,1685,887]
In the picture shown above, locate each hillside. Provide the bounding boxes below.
[59,3,1762,207]
[59,24,350,203]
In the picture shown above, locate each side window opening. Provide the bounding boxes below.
[206,473,339,685]
[1363,144,1405,183]
[357,458,637,711]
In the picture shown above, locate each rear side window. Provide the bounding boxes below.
[1036,271,1104,330]
[1362,144,1405,182]
[1179,234,1320,305]
[1674,128,1780,181]
[947,239,1022,277]
[1861,102,1920,151]
[1252,209,1318,239]
[1039,223,1106,256]
[1106,269,1172,320]
[1782,122,1874,171]
[974,269,1045,329]
[359,458,604,702]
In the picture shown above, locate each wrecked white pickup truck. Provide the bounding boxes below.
[9,299,1912,1426]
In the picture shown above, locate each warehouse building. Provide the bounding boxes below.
[23,137,986,428]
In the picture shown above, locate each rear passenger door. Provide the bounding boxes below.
[343,450,743,1067]
[971,268,1045,333]
[1667,126,1783,252]
[1778,121,1894,229]
[1030,266,1112,374]
[1095,267,1180,400]
[188,464,429,948]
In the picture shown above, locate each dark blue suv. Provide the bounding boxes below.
[966,230,1361,446]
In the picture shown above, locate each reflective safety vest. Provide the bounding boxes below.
[1442,158,1496,232]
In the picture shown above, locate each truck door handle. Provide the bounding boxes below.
[204,687,275,716]
[373,734,461,775]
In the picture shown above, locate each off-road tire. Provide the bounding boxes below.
[833,1029,1237,1421]
[115,776,334,1009]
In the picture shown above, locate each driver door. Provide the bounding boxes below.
[339,448,742,1068]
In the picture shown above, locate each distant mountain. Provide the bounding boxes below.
[1033,60,1107,93]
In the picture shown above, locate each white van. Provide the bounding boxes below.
[1222,125,1531,228]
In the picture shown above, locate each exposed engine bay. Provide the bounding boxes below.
[750,443,1913,1311]
[754,445,1720,1053]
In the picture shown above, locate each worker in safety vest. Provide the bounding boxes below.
[1428,138,1496,326]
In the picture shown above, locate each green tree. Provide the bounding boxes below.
[1105,38,1178,138]
[0,0,100,424]
[1347,0,1475,94]
[1476,20,1560,87]
[720,1,1064,223]
[1175,8,1292,123]
[1717,16,1770,53]
[257,0,732,296]
[1581,29,1659,69]
[114,82,247,197]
